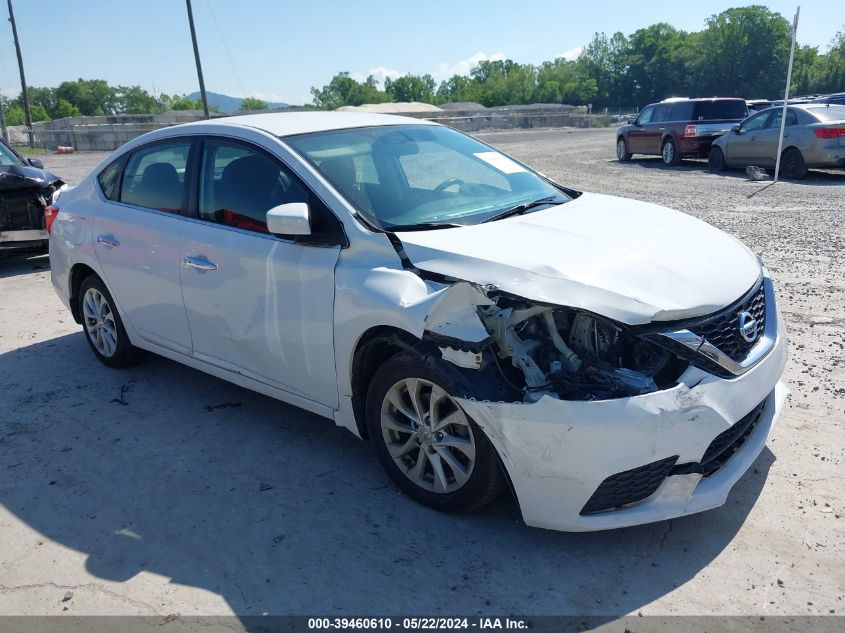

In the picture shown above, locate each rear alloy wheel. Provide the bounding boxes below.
[366,353,504,512]
[79,275,142,368]
[780,147,807,179]
[708,147,726,172]
[661,138,681,166]
[616,137,632,161]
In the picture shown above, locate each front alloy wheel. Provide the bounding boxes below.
[381,377,476,494]
[366,353,504,512]
[617,138,632,161]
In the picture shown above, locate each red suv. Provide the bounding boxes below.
[617,98,749,165]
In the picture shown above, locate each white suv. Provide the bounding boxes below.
[49,112,787,532]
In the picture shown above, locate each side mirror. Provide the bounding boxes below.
[266,202,311,236]
[26,157,44,169]
[627,119,634,125]
[731,125,741,134]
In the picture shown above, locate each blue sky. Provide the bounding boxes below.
[0,1,840,105]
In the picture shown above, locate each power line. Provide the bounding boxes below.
[204,0,252,112]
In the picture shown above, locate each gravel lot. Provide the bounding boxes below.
[0,129,842,621]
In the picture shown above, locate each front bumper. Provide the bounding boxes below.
[0,228,48,251]
[458,310,788,532]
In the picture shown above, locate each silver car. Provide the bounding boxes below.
[708,104,845,178]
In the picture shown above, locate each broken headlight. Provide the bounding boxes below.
[479,299,688,401]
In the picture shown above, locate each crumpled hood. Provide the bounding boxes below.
[395,192,761,325]
[0,164,63,192]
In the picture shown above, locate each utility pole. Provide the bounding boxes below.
[7,0,33,147]
[185,0,209,119]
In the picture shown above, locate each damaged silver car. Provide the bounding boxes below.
[49,113,787,531]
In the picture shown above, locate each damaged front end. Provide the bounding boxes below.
[430,285,687,402]
[0,164,64,253]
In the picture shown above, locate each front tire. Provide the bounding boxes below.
[366,352,504,512]
[708,147,726,172]
[780,148,807,179]
[661,138,681,166]
[79,275,142,368]
[616,137,632,161]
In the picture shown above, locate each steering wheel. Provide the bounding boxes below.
[433,178,465,193]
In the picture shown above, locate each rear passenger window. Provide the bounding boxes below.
[120,141,191,212]
[670,102,695,121]
[97,156,126,200]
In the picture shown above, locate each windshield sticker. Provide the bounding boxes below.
[474,151,527,174]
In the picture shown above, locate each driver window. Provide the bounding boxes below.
[739,112,769,134]
[198,141,308,234]
[398,141,511,192]
[637,106,655,124]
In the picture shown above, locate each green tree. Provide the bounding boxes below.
[54,98,81,119]
[54,79,118,115]
[310,72,392,109]
[240,97,268,111]
[384,74,436,103]
[5,103,24,126]
[697,6,791,98]
[115,85,158,114]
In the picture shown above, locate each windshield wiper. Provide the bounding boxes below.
[387,221,465,232]
[482,196,564,223]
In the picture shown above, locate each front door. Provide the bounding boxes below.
[627,105,655,153]
[725,110,771,165]
[179,139,342,407]
[92,139,194,354]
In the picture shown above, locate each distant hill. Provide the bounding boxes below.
[186,91,289,113]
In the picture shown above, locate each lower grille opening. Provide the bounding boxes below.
[580,456,678,515]
[672,398,768,478]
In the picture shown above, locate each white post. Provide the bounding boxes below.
[773,6,800,184]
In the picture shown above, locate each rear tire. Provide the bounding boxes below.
[78,275,143,368]
[616,137,632,161]
[780,148,807,179]
[708,147,726,172]
[365,352,504,512]
[661,138,681,166]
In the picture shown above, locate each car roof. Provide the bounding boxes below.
[183,111,439,137]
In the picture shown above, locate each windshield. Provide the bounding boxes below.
[284,125,570,230]
[0,142,22,167]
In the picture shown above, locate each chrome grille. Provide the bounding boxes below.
[688,282,766,362]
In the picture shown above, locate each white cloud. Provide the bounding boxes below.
[432,51,507,81]
[557,47,583,62]
[352,66,403,86]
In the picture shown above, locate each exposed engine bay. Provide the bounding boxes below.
[473,294,687,401]
[0,163,64,253]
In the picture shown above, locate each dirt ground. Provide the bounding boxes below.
[0,129,842,621]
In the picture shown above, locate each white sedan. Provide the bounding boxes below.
[48,112,787,531]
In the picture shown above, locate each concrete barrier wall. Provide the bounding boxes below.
[13,106,620,152]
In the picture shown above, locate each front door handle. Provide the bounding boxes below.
[183,255,217,271]
[97,235,119,248]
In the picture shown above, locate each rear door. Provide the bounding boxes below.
[179,137,343,406]
[92,139,194,354]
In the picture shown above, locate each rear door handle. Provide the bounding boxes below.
[97,235,119,247]
[183,255,217,271]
